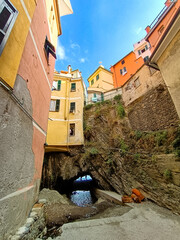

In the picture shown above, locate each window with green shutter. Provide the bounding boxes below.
[57,80,61,90]
[70,102,75,112]
[96,74,99,80]
[71,83,76,91]
[49,99,60,112]
[55,99,60,111]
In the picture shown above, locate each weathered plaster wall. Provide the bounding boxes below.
[122,65,165,106]
[157,30,180,119]
[127,84,179,131]
[0,76,35,239]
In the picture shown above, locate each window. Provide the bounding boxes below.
[138,50,141,55]
[70,123,75,136]
[120,67,127,75]
[145,45,148,50]
[44,36,56,63]
[93,93,96,98]
[96,74,99,80]
[91,79,94,85]
[70,102,75,112]
[71,83,76,91]
[121,60,125,64]
[0,0,18,55]
[123,67,127,73]
[52,80,61,91]
[134,77,140,88]
[141,48,145,53]
[49,99,60,111]
[144,56,149,63]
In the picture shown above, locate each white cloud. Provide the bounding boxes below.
[80,58,86,63]
[56,41,66,60]
[70,43,80,49]
[135,27,142,35]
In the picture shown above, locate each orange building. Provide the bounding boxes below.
[110,51,144,88]
[145,0,180,53]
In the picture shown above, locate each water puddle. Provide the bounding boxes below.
[70,190,95,207]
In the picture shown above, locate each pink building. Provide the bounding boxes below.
[0,0,73,238]
[133,38,151,62]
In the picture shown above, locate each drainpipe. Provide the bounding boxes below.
[112,66,118,88]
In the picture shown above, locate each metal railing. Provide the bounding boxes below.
[149,5,167,29]
[85,90,122,105]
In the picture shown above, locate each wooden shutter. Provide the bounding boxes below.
[56,100,60,111]
[57,80,61,90]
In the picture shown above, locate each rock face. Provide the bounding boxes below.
[41,96,180,214]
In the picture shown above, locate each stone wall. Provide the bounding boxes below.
[127,84,179,131]
[0,78,36,239]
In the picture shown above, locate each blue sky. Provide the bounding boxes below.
[55,0,166,87]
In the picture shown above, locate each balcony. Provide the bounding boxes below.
[91,97,101,102]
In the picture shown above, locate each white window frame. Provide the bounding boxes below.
[0,0,18,55]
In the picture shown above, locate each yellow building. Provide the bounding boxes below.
[46,66,85,152]
[0,0,36,88]
[87,65,114,103]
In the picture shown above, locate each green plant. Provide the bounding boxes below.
[84,104,93,110]
[175,149,180,157]
[155,131,167,146]
[95,102,101,107]
[89,147,99,155]
[95,109,101,118]
[172,128,180,157]
[134,153,141,161]
[151,155,157,163]
[134,130,143,140]
[101,100,111,105]
[117,103,125,118]
[81,150,91,161]
[163,169,172,180]
[119,139,128,156]
[114,94,122,102]
[106,157,113,165]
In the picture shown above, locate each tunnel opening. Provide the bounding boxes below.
[54,173,99,207]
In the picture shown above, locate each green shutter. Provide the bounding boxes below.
[71,83,76,91]
[56,100,60,111]
[70,102,75,111]
[57,80,61,90]
[101,93,104,102]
